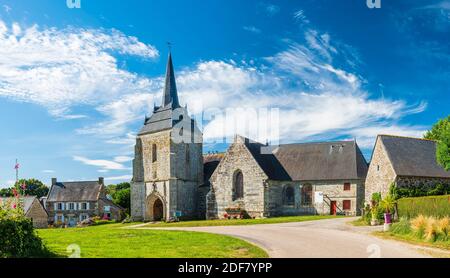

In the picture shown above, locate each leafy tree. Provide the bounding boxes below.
[113,188,131,214]
[107,182,131,214]
[14,179,49,198]
[424,115,450,141]
[0,188,13,197]
[424,115,450,171]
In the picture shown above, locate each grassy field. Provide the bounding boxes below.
[37,223,267,258]
[141,215,342,228]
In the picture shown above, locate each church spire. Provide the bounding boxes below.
[162,52,180,108]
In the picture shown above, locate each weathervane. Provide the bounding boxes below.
[167,42,173,52]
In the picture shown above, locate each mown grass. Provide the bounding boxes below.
[37,223,267,258]
[142,215,343,228]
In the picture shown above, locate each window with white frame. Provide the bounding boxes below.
[57,203,63,210]
[81,203,88,210]
[80,214,88,221]
[69,203,75,210]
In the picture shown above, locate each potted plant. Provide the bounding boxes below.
[380,195,396,231]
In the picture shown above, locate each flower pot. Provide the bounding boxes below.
[384,213,392,224]
[370,219,378,226]
[383,223,392,232]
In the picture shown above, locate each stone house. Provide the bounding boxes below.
[0,196,48,228]
[206,136,369,219]
[131,52,203,222]
[46,178,124,227]
[365,135,450,201]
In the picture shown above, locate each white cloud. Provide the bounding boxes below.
[0,21,158,117]
[104,175,132,181]
[243,26,262,34]
[73,156,126,170]
[42,170,55,173]
[114,156,133,163]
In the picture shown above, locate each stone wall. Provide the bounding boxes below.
[267,180,364,216]
[365,139,397,201]
[208,139,268,219]
[26,199,48,228]
[396,176,450,191]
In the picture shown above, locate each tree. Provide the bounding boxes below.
[14,179,49,198]
[107,182,131,214]
[424,115,450,141]
[424,115,450,171]
[113,188,131,214]
[0,188,13,197]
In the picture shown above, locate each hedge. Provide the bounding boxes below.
[397,195,450,219]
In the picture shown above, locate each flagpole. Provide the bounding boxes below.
[15,159,18,183]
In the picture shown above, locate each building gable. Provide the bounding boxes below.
[364,136,397,200]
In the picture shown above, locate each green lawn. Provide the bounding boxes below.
[141,215,342,228]
[37,223,267,258]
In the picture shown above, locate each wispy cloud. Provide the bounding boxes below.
[243,26,262,34]
[3,5,11,13]
[73,156,127,171]
[263,4,280,17]
[104,175,132,181]
[0,21,158,118]
[42,170,55,174]
[293,9,309,24]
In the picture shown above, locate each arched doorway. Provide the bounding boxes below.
[153,199,164,221]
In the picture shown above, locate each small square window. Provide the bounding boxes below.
[343,200,351,210]
[57,203,63,210]
[344,183,351,191]
[81,203,87,210]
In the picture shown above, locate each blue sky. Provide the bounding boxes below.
[0,0,449,187]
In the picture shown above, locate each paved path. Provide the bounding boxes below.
[134,218,450,258]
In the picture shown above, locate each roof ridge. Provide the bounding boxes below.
[379,134,435,142]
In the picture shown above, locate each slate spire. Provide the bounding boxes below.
[162,52,180,108]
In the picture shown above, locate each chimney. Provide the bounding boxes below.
[51,178,57,186]
[99,177,104,185]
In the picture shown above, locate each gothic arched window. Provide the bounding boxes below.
[301,184,313,206]
[152,144,157,163]
[232,170,244,201]
[283,186,295,206]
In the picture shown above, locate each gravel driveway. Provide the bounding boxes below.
[135,217,450,258]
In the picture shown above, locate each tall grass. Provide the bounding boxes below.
[397,195,450,219]
[390,215,450,245]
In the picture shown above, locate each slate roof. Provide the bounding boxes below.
[203,153,224,186]
[0,196,42,214]
[47,181,103,202]
[138,53,201,136]
[379,135,450,178]
[243,138,368,181]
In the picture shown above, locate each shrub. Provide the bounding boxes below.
[410,215,427,238]
[0,198,50,258]
[397,195,450,219]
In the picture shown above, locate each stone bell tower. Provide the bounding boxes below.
[131,52,203,221]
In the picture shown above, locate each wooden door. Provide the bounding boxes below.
[330,201,337,215]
